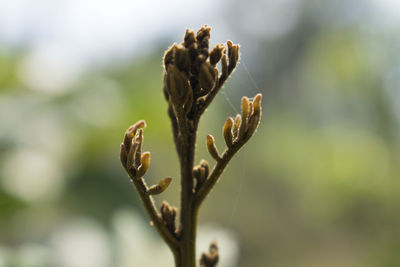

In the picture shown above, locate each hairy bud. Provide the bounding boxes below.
[209,44,223,66]
[223,117,234,148]
[184,29,196,48]
[206,135,221,161]
[137,152,150,177]
[227,40,240,74]
[148,177,172,195]
[232,114,241,139]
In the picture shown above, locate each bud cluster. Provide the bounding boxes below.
[120,120,150,176]
[206,94,262,163]
[163,25,240,119]
[120,121,172,196]
[160,201,178,234]
[193,160,210,191]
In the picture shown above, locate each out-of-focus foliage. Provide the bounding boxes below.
[1,0,400,266]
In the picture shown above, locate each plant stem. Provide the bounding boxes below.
[177,120,198,267]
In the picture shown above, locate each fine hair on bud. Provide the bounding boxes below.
[137,152,151,177]
[206,135,221,161]
[223,117,234,148]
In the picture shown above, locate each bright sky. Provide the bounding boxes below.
[0,0,230,64]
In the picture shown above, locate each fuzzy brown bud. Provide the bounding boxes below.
[220,50,228,79]
[253,93,262,116]
[148,177,172,195]
[200,160,210,178]
[239,97,250,139]
[124,120,146,152]
[137,152,150,177]
[160,201,177,233]
[223,117,234,148]
[184,29,196,48]
[196,25,211,52]
[206,135,221,161]
[209,44,223,66]
[232,114,241,138]
[227,40,240,74]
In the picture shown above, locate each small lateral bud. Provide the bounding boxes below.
[206,135,221,161]
[160,201,177,233]
[137,152,151,177]
[199,62,217,93]
[193,166,201,180]
[200,160,210,178]
[209,44,223,66]
[148,177,172,195]
[232,114,241,138]
[223,117,234,148]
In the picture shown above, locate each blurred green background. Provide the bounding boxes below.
[1,0,399,266]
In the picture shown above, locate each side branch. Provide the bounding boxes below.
[128,172,180,250]
[195,94,262,207]
[120,121,180,252]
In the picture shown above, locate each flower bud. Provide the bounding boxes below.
[148,177,172,195]
[209,44,223,66]
[160,201,177,233]
[227,40,239,74]
[137,152,150,177]
[239,97,250,139]
[200,160,210,179]
[223,117,234,148]
[232,114,241,138]
[124,120,146,152]
[206,135,221,161]
[184,29,196,48]
[253,93,262,116]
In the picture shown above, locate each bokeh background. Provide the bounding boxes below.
[1,0,399,266]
